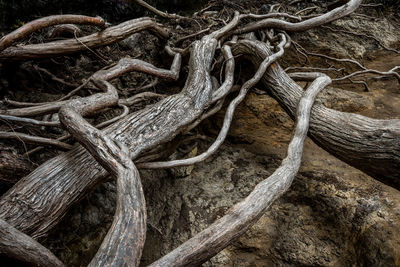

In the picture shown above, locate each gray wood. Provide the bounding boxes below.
[233,40,400,187]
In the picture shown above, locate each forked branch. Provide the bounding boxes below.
[149,68,331,267]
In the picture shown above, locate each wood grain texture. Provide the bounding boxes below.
[0,17,168,60]
[0,23,222,239]
[0,218,64,267]
[233,40,400,187]
[149,61,330,267]
[59,95,146,267]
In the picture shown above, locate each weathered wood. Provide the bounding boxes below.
[0,17,168,60]
[139,33,286,169]
[59,91,146,266]
[0,218,64,267]
[0,147,32,185]
[1,2,397,264]
[233,40,400,187]
[0,131,73,150]
[0,14,106,52]
[149,67,331,267]
[234,0,362,34]
[0,16,238,238]
[0,50,180,117]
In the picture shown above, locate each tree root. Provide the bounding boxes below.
[233,0,362,35]
[0,0,399,265]
[233,40,400,187]
[59,82,146,267]
[149,64,330,267]
[134,0,186,20]
[0,11,242,240]
[0,218,64,267]
[0,131,73,150]
[139,33,286,169]
[0,15,106,52]
[0,17,168,60]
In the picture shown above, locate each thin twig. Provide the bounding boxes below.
[0,114,60,127]
[0,131,72,150]
[34,65,78,87]
[138,34,287,169]
[134,0,186,20]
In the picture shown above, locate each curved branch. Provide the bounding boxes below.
[211,46,236,103]
[1,49,179,117]
[234,0,362,34]
[233,40,400,187]
[93,47,181,82]
[0,15,106,52]
[149,69,330,267]
[134,0,185,20]
[59,97,146,267]
[0,23,225,239]
[139,34,286,169]
[0,218,64,267]
[0,17,168,60]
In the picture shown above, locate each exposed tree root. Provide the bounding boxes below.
[0,15,106,52]
[232,40,400,187]
[233,0,362,35]
[0,17,168,60]
[58,79,146,267]
[139,33,286,169]
[134,0,186,20]
[0,0,399,265]
[0,13,239,239]
[149,65,330,267]
[0,131,73,150]
[0,218,64,267]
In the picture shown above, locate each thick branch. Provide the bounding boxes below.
[233,40,400,187]
[59,98,146,267]
[0,15,106,52]
[0,24,224,239]
[149,69,330,267]
[0,17,168,60]
[0,219,64,267]
[139,34,286,169]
